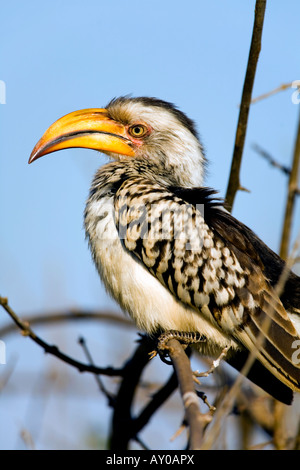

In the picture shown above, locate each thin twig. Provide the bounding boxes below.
[248,439,273,450]
[279,108,300,260]
[0,296,123,377]
[0,309,133,339]
[273,114,300,449]
[273,399,288,450]
[251,82,296,104]
[196,391,216,413]
[19,429,36,450]
[235,389,275,436]
[252,143,291,175]
[109,335,154,450]
[225,0,267,212]
[133,371,178,434]
[78,336,115,407]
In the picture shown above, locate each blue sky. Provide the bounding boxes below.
[1,1,300,449]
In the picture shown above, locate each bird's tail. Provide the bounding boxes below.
[227,351,295,404]
[235,281,300,402]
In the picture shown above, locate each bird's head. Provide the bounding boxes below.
[29,96,206,187]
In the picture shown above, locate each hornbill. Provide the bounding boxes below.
[29,96,300,404]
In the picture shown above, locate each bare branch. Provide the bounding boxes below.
[251,81,296,104]
[133,371,178,434]
[225,0,267,212]
[0,296,123,377]
[78,336,116,407]
[276,118,300,450]
[0,309,133,339]
[166,339,213,450]
[252,143,291,175]
[280,108,300,259]
[109,335,154,450]
[273,400,288,450]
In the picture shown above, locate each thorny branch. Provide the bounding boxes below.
[225,0,267,212]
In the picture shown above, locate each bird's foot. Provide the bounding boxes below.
[149,330,206,363]
[193,345,230,379]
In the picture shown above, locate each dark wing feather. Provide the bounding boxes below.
[173,186,300,398]
[114,180,300,400]
[172,186,300,313]
[227,350,294,404]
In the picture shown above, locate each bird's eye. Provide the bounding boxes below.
[128,124,147,138]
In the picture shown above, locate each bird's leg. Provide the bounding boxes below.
[158,330,207,351]
[149,330,206,362]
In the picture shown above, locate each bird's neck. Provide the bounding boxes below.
[90,157,204,201]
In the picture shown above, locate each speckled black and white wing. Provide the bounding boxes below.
[114,177,300,393]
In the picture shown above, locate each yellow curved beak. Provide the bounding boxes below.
[29,108,135,163]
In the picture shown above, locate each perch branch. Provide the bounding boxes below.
[166,339,213,450]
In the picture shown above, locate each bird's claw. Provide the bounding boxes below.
[148,349,158,360]
[149,330,206,364]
